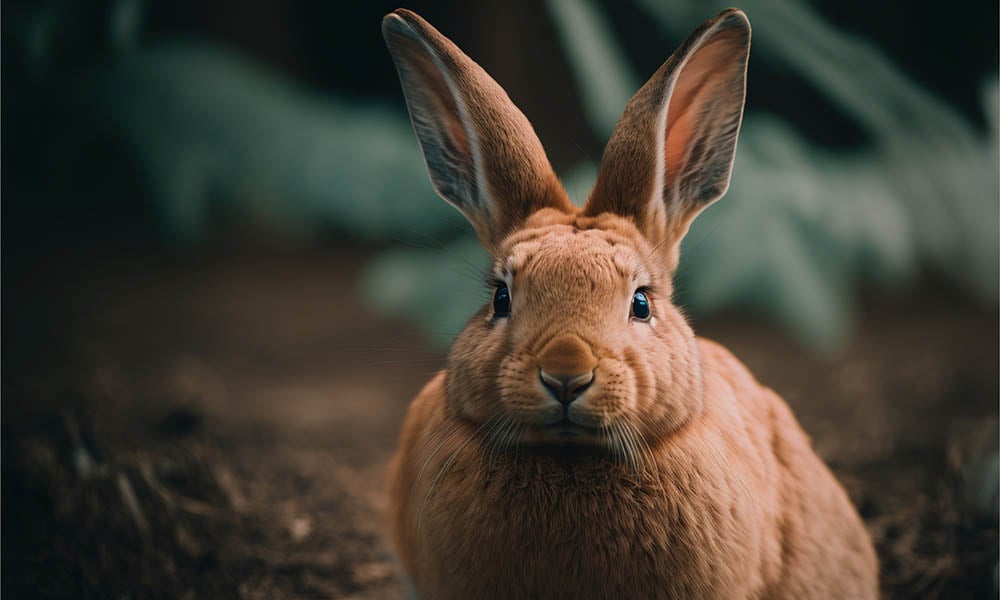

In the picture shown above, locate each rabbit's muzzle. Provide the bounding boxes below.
[496,333,638,445]
[537,334,598,406]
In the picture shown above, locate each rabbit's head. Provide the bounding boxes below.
[383,9,750,452]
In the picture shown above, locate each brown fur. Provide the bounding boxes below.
[382,8,572,254]
[383,8,878,599]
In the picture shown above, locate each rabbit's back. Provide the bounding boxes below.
[697,338,878,598]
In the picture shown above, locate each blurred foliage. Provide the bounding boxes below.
[78,43,464,241]
[6,0,998,353]
[366,0,999,351]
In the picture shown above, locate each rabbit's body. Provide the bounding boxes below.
[382,7,878,598]
[391,340,875,600]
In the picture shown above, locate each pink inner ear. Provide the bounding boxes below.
[400,37,471,159]
[663,34,743,184]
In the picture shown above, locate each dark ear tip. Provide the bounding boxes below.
[387,8,417,21]
[382,9,446,54]
[715,8,751,35]
[381,12,406,39]
[382,9,421,38]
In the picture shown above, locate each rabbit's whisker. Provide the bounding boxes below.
[416,416,498,539]
[404,420,462,522]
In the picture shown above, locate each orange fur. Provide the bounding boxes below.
[383,8,877,599]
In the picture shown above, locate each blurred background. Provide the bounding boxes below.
[2,0,997,598]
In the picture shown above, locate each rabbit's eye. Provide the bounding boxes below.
[493,284,511,318]
[631,290,651,321]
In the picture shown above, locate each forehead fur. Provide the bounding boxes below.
[495,210,661,289]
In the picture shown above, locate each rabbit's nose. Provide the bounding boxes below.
[536,334,599,405]
[539,369,594,405]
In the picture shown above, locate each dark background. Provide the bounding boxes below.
[3,1,998,598]
[4,0,998,249]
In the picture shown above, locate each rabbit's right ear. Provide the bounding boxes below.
[585,9,750,267]
[382,9,572,253]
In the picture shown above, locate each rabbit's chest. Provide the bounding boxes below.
[415,457,767,600]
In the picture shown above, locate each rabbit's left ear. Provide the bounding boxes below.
[383,9,572,254]
[585,9,750,265]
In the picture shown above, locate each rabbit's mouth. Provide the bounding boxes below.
[548,419,590,438]
[520,419,604,446]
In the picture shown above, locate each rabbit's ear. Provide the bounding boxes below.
[585,9,750,263]
[382,9,572,253]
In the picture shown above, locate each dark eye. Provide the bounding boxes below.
[631,290,651,321]
[493,284,511,318]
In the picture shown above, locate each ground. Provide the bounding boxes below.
[3,247,997,599]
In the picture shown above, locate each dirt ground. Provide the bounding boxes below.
[3,247,997,599]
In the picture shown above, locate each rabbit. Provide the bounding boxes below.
[382,7,878,600]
